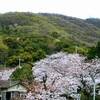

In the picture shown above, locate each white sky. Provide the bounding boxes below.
[0,0,100,19]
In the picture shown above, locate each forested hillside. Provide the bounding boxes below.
[0,12,100,67]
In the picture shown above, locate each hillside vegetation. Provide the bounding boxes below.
[0,12,100,67]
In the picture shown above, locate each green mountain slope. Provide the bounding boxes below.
[86,18,100,28]
[0,12,100,45]
[0,12,100,67]
[41,13,100,45]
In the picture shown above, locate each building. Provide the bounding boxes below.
[0,80,28,100]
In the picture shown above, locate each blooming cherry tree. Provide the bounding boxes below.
[32,52,100,100]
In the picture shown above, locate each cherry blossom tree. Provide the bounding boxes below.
[32,52,100,100]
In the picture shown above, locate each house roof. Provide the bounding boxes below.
[0,80,27,89]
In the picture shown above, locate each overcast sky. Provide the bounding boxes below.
[0,0,100,19]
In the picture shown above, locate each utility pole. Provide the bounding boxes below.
[75,46,77,54]
[18,57,21,68]
[90,74,95,100]
[89,56,100,100]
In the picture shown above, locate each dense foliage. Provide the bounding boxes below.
[0,12,99,67]
[0,12,92,67]
[11,64,32,82]
[87,41,100,59]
